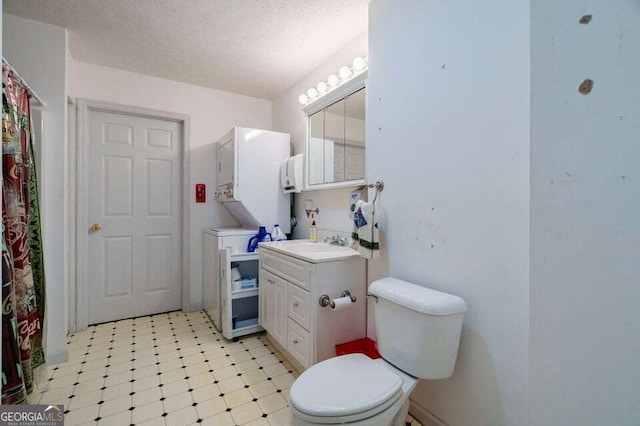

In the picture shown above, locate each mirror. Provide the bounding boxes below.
[305,76,366,189]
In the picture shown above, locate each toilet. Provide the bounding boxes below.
[289,277,468,426]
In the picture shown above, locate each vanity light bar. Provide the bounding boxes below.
[299,56,368,105]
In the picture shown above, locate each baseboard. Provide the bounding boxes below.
[188,302,203,312]
[409,399,448,426]
[46,349,68,365]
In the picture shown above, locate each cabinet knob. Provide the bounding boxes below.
[293,302,299,307]
[293,339,298,345]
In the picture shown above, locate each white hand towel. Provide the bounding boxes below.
[353,199,380,259]
[350,200,365,250]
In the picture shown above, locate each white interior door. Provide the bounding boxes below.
[88,110,182,324]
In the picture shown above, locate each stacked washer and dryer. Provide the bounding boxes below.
[203,127,292,340]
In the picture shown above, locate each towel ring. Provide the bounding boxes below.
[368,180,384,202]
[355,179,384,204]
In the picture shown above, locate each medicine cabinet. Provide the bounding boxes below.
[303,71,367,190]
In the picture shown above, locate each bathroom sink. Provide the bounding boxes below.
[259,240,359,263]
[286,241,351,252]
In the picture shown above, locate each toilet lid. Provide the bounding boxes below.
[290,354,403,418]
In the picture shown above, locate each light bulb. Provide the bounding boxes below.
[339,66,352,80]
[353,57,366,71]
[307,88,318,99]
[327,74,339,87]
[298,94,308,105]
[317,82,328,93]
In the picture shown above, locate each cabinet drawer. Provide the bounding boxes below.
[261,249,310,290]
[288,284,311,331]
[287,318,311,368]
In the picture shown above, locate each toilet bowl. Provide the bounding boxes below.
[289,277,468,426]
[290,354,417,426]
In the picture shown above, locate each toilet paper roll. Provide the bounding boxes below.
[331,296,353,311]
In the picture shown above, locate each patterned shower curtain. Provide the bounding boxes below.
[2,65,46,405]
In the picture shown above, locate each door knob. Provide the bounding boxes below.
[90,223,102,233]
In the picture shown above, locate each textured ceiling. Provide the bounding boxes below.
[4,0,368,99]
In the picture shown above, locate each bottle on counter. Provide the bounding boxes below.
[271,224,287,241]
[247,226,272,252]
[309,221,318,242]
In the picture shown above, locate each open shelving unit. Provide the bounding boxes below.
[220,249,263,339]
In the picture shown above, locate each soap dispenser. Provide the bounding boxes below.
[309,221,318,242]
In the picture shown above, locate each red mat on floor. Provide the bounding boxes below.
[335,338,381,359]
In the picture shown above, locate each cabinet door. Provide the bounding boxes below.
[271,276,288,346]
[259,269,288,348]
[219,248,232,339]
[309,136,335,186]
[308,112,324,186]
[345,145,365,180]
[203,232,221,330]
[258,268,271,332]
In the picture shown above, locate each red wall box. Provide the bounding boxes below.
[195,183,206,203]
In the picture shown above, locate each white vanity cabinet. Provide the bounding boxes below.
[258,243,367,371]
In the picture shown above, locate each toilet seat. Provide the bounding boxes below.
[290,354,403,424]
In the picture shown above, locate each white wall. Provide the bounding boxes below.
[368,1,530,425]
[3,14,69,364]
[530,1,640,424]
[65,38,76,340]
[272,33,367,239]
[67,61,272,317]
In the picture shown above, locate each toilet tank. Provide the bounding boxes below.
[369,277,467,379]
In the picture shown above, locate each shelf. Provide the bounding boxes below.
[234,317,259,329]
[227,320,263,339]
[224,317,263,340]
[229,252,259,262]
[231,287,259,299]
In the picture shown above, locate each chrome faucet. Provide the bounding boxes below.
[323,235,347,246]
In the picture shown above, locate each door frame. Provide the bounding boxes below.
[74,99,191,331]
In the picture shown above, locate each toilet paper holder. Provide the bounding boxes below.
[319,290,357,308]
